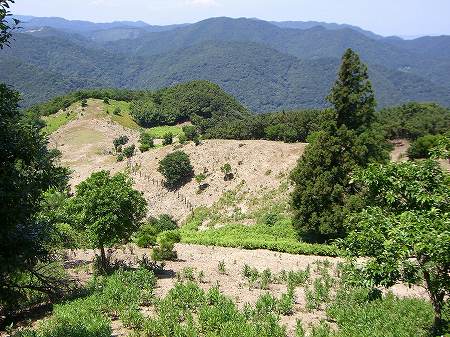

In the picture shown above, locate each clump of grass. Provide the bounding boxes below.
[218,260,226,274]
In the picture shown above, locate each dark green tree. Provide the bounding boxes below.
[327,48,376,132]
[162,132,173,146]
[69,171,147,270]
[291,49,388,242]
[158,151,193,189]
[0,83,70,309]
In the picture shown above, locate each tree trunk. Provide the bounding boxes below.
[423,268,444,334]
[100,245,107,272]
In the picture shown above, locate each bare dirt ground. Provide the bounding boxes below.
[64,244,428,337]
[49,102,306,221]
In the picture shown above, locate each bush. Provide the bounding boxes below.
[123,144,135,158]
[81,99,88,108]
[182,125,199,141]
[162,132,173,146]
[221,163,233,181]
[151,230,181,261]
[113,106,121,115]
[134,215,177,248]
[139,132,154,153]
[116,153,124,162]
[407,134,444,159]
[158,151,194,188]
[113,135,129,151]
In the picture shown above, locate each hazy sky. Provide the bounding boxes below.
[11,0,450,37]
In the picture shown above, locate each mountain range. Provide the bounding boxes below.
[1,15,450,111]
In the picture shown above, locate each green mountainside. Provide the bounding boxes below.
[1,17,450,111]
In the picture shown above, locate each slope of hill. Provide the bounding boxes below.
[2,16,450,110]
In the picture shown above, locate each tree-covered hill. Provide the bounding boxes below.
[1,16,450,110]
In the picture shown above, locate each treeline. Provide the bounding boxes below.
[27,88,143,116]
[200,109,322,143]
[129,80,250,127]
[26,80,450,149]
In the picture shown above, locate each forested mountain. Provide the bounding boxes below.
[1,16,449,111]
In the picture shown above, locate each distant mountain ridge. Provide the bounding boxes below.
[1,16,450,111]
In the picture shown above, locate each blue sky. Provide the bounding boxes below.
[11,0,450,37]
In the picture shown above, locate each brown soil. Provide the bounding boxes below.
[64,244,427,337]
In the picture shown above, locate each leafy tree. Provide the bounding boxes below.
[182,125,199,141]
[81,99,88,108]
[139,132,154,152]
[195,173,208,191]
[123,144,135,158]
[430,134,450,162]
[113,135,128,152]
[291,49,388,242]
[134,214,178,248]
[407,134,444,159]
[69,171,147,270]
[0,83,70,310]
[151,230,181,261]
[158,151,193,189]
[342,160,450,333]
[0,0,18,49]
[103,97,109,105]
[377,102,450,140]
[162,132,173,146]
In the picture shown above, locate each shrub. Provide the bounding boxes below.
[134,215,177,248]
[116,153,124,162]
[123,144,135,158]
[113,106,121,115]
[151,230,181,261]
[162,132,173,146]
[113,135,129,151]
[407,134,443,159]
[158,151,193,188]
[182,125,199,141]
[103,97,109,104]
[221,163,233,181]
[81,99,88,108]
[139,132,154,152]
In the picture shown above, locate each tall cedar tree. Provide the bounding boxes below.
[291,49,387,242]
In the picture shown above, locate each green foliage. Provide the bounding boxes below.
[327,288,434,337]
[81,99,87,108]
[143,281,287,337]
[123,144,135,158]
[0,84,70,311]
[377,102,450,140]
[204,108,321,142]
[162,132,173,145]
[14,268,156,337]
[342,160,450,333]
[151,230,181,261]
[407,133,446,159]
[221,163,233,181]
[113,106,121,115]
[327,49,376,132]
[182,125,199,141]
[139,132,154,152]
[134,214,178,248]
[158,150,194,189]
[113,135,128,151]
[68,171,147,269]
[291,50,389,242]
[129,80,249,128]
